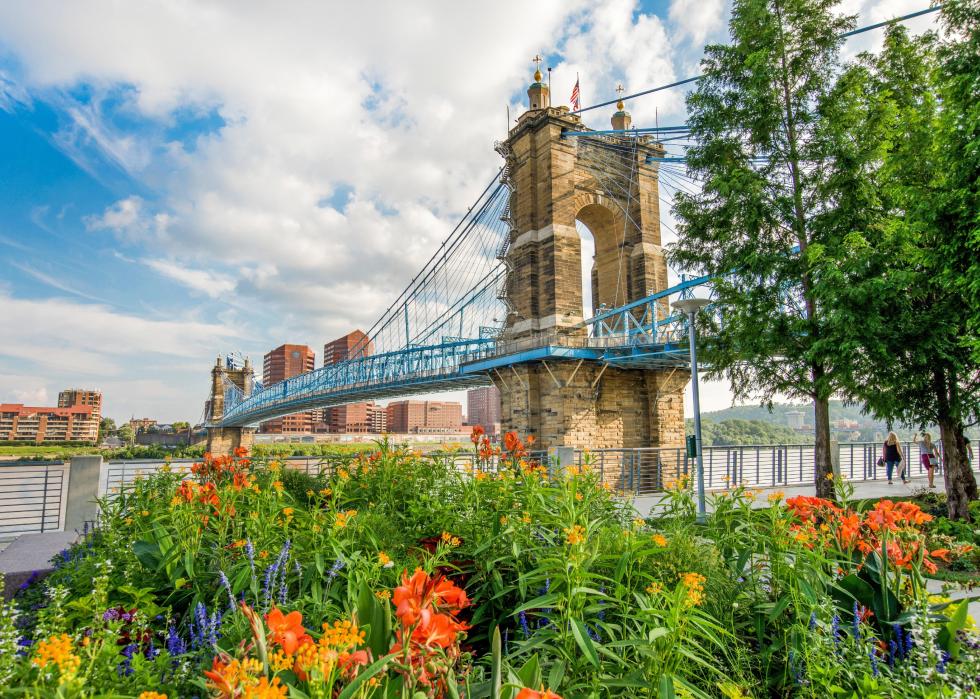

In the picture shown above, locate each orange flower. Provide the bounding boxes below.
[234,446,250,458]
[930,548,952,562]
[265,608,312,655]
[392,567,470,627]
[338,649,370,679]
[470,425,485,444]
[410,611,468,649]
[203,657,236,699]
[516,689,563,699]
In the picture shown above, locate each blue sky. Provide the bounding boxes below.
[0,0,934,422]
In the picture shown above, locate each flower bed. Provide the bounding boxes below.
[1,438,978,697]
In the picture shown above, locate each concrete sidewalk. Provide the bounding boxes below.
[632,474,940,516]
[0,530,78,600]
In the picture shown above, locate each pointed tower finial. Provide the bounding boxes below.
[527,54,551,111]
[612,83,631,130]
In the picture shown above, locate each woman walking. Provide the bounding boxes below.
[916,432,940,489]
[882,432,905,485]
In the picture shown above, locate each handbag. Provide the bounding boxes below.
[876,456,885,467]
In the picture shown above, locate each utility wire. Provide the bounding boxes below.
[570,4,942,115]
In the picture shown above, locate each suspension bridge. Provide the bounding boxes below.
[205,6,941,453]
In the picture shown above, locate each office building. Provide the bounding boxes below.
[323,331,375,432]
[386,400,463,434]
[467,386,501,434]
[260,344,316,434]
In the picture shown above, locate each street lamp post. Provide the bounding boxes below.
[671,297,711,524]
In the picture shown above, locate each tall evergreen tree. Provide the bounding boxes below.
[670,0,860,498]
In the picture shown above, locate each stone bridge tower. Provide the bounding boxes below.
[492,67,689,450]
[206,355,256,455]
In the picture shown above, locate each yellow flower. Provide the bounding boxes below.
[242,676,287,698]
[139,693,169,699]
[259,550,269,559]
[32,634,81,678]
[319,488,332,496]
[441,531,461,547]
[522,512,532,524]
[269,649,293,672]
[679,572,706,607]
[320,618,366,650]
[500,515,508,525]
[272,480,283,493]
[338,468,350,479]
[767,491,784,503]
[645,581,663,595]
[475,471,488,481]
[375,589,391,601]
[651,533,668,547]
[378,551,393,567]
[633,517,646,528]
[311,524,321,533]
[574,492,584,501]
[825,472,836,481]
[141,510,149,517]
[124,517,133,526]
[282,507,294,518]
[564,524,586,546]
[306,489,314,497]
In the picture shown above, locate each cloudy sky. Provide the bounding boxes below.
[0,0,937,422]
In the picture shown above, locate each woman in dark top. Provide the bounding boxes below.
[882,431,905,485]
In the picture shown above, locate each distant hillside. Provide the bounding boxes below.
[684,418,813,446]
[696,401,979,443]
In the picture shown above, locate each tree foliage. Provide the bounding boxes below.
[811,10,980,519]
[670,0,861,498]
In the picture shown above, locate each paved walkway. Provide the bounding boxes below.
[632,474,941,515]
[0,530,78,600]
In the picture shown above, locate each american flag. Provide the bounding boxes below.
[570,76,580,111]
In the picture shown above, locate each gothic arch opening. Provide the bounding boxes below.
[575,203,627,319]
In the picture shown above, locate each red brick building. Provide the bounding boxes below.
[386,400,463,434]
[323,331,378,432]
[260,344,316,434]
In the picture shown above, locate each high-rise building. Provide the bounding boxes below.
[386,400,463,434]
[1,403,99,443]
[467,386,501,435]
[58,389,102,421]
[323,330,373,365]
[260,344,316,434]
[323,331,375,432]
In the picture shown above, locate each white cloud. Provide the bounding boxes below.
[142,258,236,298]
[669,0,726,46]
[84,195,171,243]
[0,0,746,418]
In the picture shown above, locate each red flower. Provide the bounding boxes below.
[516,689,563,699]
[265,608,312,655]
[203,656,235,699]
[470,425,485,444]
[338,649,370,678]
[503,431,522,453]
[234,446,249,458]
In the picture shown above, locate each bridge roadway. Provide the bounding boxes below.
[216,274,713,428]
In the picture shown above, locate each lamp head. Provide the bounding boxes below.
[671,297,711,315]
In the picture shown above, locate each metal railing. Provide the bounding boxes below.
[0,461,69,538]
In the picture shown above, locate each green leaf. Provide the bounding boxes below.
[336,653,395,699]
[570,618,600,667]
[658,674,676,699]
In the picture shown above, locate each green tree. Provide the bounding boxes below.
[819,17,979,518]
[172,421,191,433]
[117,425,134,446]
[97,417,116,442]
[669,0,861,498]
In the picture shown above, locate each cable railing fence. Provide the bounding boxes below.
[0,461,68,538]
[0,440,969,537]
